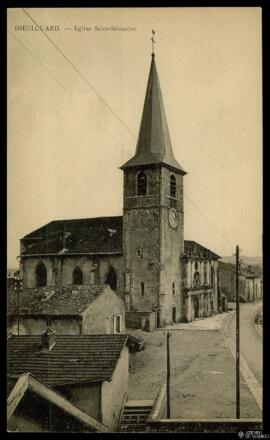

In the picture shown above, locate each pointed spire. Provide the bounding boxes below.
[121,53,186,174]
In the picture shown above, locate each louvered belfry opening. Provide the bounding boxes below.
[137,172,147,196]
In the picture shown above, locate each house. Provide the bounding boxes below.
[7,331,129,431]
[7,284,125,336]
[219,262,263,302]
[182,241,220,322]
[7,269,20,288]
[7,373,109,432]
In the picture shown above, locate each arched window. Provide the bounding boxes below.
[36,263,47,287]
[193,271,200,288]
[140,282,145,297]
[172,282,175,295]
[170,175,176,198]
[114,315,122,333]
[105,267,117,291]
[204,262,208,284]
[137,247,143,258]
[211,267,215,288]
[137,171,147,196]
[73,267,83,285]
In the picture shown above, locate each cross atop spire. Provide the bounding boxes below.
[151,29,156,56]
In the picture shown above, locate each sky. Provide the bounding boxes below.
[7,7,262,268]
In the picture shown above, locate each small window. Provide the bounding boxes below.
[140,282,145,297]
[193,271,200,288]
[137,171,147,196]
[172,282,175,295]
[137,247,143,258]
[114,315,121,333]
[170,175,176,198]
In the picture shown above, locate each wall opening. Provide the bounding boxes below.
[105,267,117,291]
[211,267,215,288]
[114,315,121,333]
[36,263,47,287]
[137,171,147,196]
[170,174,176,198]
[72,267,83,285]
[193,296,199,318]
[172,306,176,323]
[193,271,200,288]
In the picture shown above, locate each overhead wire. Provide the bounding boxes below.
[15,9,233,253]
[22,8,137,141]
[8,29,73,96]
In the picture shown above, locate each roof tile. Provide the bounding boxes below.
[7,334,128,386]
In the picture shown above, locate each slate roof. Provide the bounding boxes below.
[7,285,107,316]
[21,216,123,256]
[184,240,220,260]
[21,215,220,261]
[219,261,261,278]
[219,261,235,272]
[7,334,128,386]
[121,55,186,174]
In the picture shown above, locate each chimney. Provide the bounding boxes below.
[41,328,56,351]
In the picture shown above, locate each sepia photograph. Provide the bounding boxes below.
[7,6,263,433]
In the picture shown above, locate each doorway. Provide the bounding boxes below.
[193,296,199,318]
[156,310,161,328]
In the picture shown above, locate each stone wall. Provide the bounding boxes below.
[123,167,161,313]
[81,287,125,334]
[101,345,129,430]
[146,419,262,433]
[8,315,81,336]
[125,311,156,331]
[21,254,124,298]
[123,165,184,326]
[60,382,101,423]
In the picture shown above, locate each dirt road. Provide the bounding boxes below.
[225,301,262,385]
[128,313,261,419]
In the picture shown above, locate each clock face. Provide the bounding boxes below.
[168,208,178,228]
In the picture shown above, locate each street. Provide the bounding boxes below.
[127,310,262,419]
[225,301,262,386]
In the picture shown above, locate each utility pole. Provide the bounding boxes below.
[14,274,23,335]
[166,332,172,418]
[235,245,240,419]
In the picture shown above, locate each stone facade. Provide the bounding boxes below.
[21,255,124,299]
[182,256,219,322]
[123,166,184,326]
[58,347,128,431]
[219,262,263,302]
[8,285,125,336]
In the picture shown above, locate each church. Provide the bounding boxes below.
[18,51,220,329]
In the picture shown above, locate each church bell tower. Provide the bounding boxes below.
[121,52,187,327]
